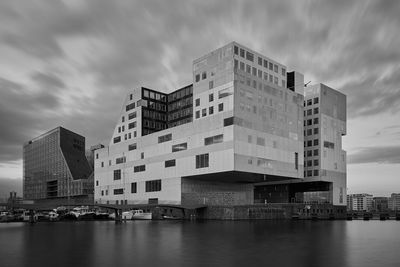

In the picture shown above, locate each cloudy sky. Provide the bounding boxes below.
[0,0,399,198]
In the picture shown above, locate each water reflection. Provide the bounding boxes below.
[1,221,399,267]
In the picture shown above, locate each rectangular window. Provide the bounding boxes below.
[116,157,125,164]
[307,140,312,147]
[258,69,262,78]
[314,107,319,114]
[128,143,137,151]
[145,179,161,192]
[314,149,319,156]
[307,150,312,157]
[240,48,245,58]
[307,99,312,106]
[113,170,121,180]
[158,133,172,143]
[172,143,187,152]
[126,103,135,112]
[314,139,319,146]
[258,57,262,65]
[246,51,254,61]
[307,129,312,136]
[269,62,273,70]
[195,110,200,119]
[252,67,257,76]
[314,128,319,134]
[195,98,200,106]
[234,46,238,55]
[209,94,214,102]
[324,141,335,149]
[313,118,319,124]
[307,119,312,126]
[256,137,265,146]
[134,165,146,172]
[128,122,136,129]
[113,188,123,195]
[246,64,251,74]
[131,182,137,193]
[218,103,224,112]
[314,159,319,166]
[128,112,137,120]
[195,74,200,82]
[314,169,319,176]
[282,68,286,76]
[263,59,268,68]
[165,159,176,168]
[96,180,99,186]
[195,153,209,168]
[240,62,245,70]
[209,80,214,89]
[209,106,214,115]
[224,117,234,126]
[307,109,312,116]
[101,162,104,167]
[204,134,223,146]
[202,71,207,80]
[295,152,298,170]
[314,97,319,104]
[113,136,121,144]
[274,64,278,73]
[202,108,207,117]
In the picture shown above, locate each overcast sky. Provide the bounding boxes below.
[0,0,399,198]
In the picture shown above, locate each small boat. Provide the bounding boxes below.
[69,206,95,220]
[132,209,152,220]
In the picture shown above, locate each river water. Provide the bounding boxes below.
[1,220,399,267]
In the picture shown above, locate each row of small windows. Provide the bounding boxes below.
[195,103,223,119]
[305,139,319,147]
[304,108,319,116]
[105,179,162,195]
[234,60,285,87]
[143,89,167,102]
[305,128,319,136]
[158,133,172,143]
[305,118,319,126]
[304,170,319,177]
[305,97,319,106]
[305,159,319,167]
[305,149,319,157]
[204,134,223,146]
[233,45,285,76]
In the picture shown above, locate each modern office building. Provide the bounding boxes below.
[94,41,346,208]
[23,127,93,203]
[388,193,400,211]
[347,194,373,211]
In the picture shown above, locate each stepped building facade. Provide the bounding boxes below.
[94,42,346,207]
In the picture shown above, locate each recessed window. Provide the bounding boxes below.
[158,133,172,143]
[258,57,262,65]
[314,128,319,134]
[240,48,245,58]
[128,112,137,120]
[126,103,135,112]
[202,108,207,117]
[256,137,265,146]
[314,107,319,114]
[195,110,200,119]
[165,159,176,168]
[128,143,137,151]
[314,170,319,176]
[234,46,238,55]
[307,99,312,106]
[113,136,121,144]
[314,118,319,124]
[223,117,234,126]
[113,188,124,195]
[116,157,125,164]
[145,179,161,192]
[113,170,121,180]
[218,103,224,112]
[314,139,319,146]
[246,51,254,62]
[307,109,312,116]
[202,72,207,80]
[134,165,146,172]
[324,141,335,149]
[209,106,214,115]
[314,149,319,156]
[172,143,187,152]
[128,122,136,129]
[131,182,137,193]
[209,81,214,89]
[314,97,319,104]
[209,94,214,102]
[96,180,99,186]
[204,134,223,146]
[195,74,200,82]
[195,153,209,169]
[195,98,200,106]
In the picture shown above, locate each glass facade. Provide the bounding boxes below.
[23,127,93,200]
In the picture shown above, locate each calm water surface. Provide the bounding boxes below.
[1,220,400,267]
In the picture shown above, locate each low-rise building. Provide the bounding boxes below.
[347,193,373,212]
[388,193,400,211]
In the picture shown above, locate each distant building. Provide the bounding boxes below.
[7,191,23,205]
[388,193,400,211]
[347,194,373,212]
[373,197,388,212]
[23,127,93,203]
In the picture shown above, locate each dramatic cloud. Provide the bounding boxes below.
[0,0,399,193]
[348,146,400,165]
